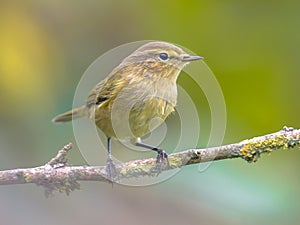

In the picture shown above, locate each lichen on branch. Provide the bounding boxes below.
[0,126,299,196]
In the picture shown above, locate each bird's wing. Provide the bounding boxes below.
[86,78,109,107]
[86,66,132,108]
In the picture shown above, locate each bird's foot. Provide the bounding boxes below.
[154,148,170,175]
[106,157,117,186]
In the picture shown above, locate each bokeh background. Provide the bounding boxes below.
[0,1,300,225]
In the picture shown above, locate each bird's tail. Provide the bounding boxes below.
[52,106,88,123]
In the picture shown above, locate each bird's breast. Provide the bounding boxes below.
[94,77,178,138]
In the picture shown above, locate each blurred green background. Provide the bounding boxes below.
[1,1,300,225]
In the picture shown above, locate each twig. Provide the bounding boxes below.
[47,142,73,168]
[0,126,299,196]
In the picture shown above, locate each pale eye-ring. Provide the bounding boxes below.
[158,52,169,61]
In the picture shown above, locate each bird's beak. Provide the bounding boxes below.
[181,55,203,62]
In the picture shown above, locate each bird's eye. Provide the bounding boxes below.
[158,53,169,61]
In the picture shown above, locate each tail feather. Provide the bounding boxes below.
[52,106,88,123]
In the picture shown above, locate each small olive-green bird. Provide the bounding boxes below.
[53,41,202,180]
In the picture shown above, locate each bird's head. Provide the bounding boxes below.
[122,42,203,81]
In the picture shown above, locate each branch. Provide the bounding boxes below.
[0,126,299,196]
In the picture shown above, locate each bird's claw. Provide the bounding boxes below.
[106,157,117,185]
[154,148,170,175]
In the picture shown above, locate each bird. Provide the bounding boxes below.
[52,41,203,182]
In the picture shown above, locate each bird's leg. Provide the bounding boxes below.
[106,137,117,184]
[135,138,170,174]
